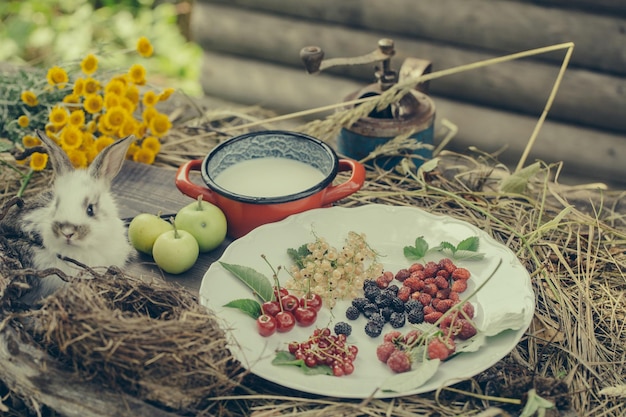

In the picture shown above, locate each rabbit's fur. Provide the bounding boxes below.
[1,131,134,303]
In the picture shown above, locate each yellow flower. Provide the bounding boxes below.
[136,123,148,138]
[45,124,60,138]
[30,152,49,171]
[86,120,97,133]
[46,66,69,88]
[68,109,85,127]
[21,90,38,107]
[80,53,98,75]
[119,96,135,114]
[128,64,147,85]
[136,37,154,58]
[83,77,101,95]
[149,112,172,137]
[125,84,140,104]
[73,78,85,96]
[95,135,115,152]
[67,149,88,168]
[142,136,161,154]
[85,145,99,164]
[84,94,103,114]
[103,106,127,129]
[126,142,140,159]
[98,117,116,136]
[22,135,41,148]
[133,147,156,164]
[81,131,95,147]
[63,93,81,107]
[104,93,121,109]
[49,105,69,127]
[142,106,157,124]
[104,79,125,96]
[158,87,175,102]
[61,125,83,150]
[120,118,138,137]
[17,115,29,128]
[142,90,158,107]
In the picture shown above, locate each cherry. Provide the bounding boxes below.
[273,286,289,300]
[275,311,296,332]
[280,294,300,313]
[300,293,323,312]
[294,306,317,327]
[256,314,277,337]
[261,301,281,317]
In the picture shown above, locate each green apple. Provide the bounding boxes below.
[152,226,199,274]
[175,195,227,252]
[128,213,174,255]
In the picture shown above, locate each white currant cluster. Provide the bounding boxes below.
[285,231,383,308]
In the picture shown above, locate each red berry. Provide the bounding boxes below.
[376,341,397,363]
[427,337,455,360]
[342,361,355,375]
[423,262,439,278]
[457,319,477,340]
[273,286,289,300]
[451,267,471,281]
[300,292,323,312]
[386,350,412,373]
[383,330,403,343]
[403,277,422,291]
[423,283,438,297]
[409,262,424,273]
[332,365,345,377]
[436,269,450,279]
[434,275,449,289]
[280,294,300,312]
[436,288,451,300]
[451,280,468,293]
[410,270,425,280]
[417,292,433,306]
[376,275,389,289]
[449,291,461,302]
[256,314,277,337]
[382,270,394,282]
[403,329,422,346]
[394,268,411,282]
[461,302,475,319]
[294,306,317,327]
[435,299,455,313]
[424,311,443,323]
[397,285,412,302]
[275,311,296,332]
[261,301,281,317]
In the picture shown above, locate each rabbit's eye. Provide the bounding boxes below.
[86,204,95,217]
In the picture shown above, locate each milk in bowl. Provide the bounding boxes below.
[214,157,326,198]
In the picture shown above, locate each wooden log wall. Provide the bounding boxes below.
[190,0,626,186]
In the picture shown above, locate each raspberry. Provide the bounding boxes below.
[389,312,406,328]
[376,275,389,289]
[403,329,422,346]
[451,280,468,293]
[364,321,383,337]
[451,267,471,280]
[334,321,352,337]
[427,337,455,360]
[435,299,455,313]
[456,319,477,340]
[424,311,443,323]
[397,285,412,302]
[404,299,423,313]
[376,341,397,363]
[383,330,403,343]
[408,262,424,273]
[345,305,360,320]
[386,350,412,373]
[403,277,422,291]
[461,302,475,319]
[394,268,411,282]
[434,275,449,289]
[407,308,425,324]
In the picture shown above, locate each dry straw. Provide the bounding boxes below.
[1,42,625,416]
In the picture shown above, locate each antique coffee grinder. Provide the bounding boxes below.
[300,38,436,169]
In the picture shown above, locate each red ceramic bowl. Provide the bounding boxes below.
[175,131,365,238]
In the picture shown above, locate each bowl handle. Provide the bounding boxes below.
[175,159,219,204]
[321,159,365,205]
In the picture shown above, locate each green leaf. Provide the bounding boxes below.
[219,262,275,302]
[287,244,310,269]
[437,241,456,252]
[456,236,480,252]
[403,236,429,260]
[223,298,262,319]
[519,388,555,417]
[272,351,333,376]
[381,358,441,392]
[452,250,486,261]
[500,162,542,194]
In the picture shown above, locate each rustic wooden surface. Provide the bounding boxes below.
[112,161,231,293]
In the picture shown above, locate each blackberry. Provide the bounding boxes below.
[404,299,424,313]
[369,312,386,328]
[389,312,406,328]
[362,302,379,318]
[334,321,352,337]
[364,286,381,302]
[386,284,400,295]
[351,297,369,312]
[390,296,405,313]
[363,279,377,290]
[407,308,425,324]
[345,305,360,320]
[374,293,392,308]
[364,321,383,337]
[380,306,394,321]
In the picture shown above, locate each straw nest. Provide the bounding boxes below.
[1,85,626,417]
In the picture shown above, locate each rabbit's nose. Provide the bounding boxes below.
[53,222,84,241]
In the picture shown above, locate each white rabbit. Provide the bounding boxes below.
[1,131,135,303]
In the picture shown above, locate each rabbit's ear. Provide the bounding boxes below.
[35,130,74,176]
[88,135,135,183]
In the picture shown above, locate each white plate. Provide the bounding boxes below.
[200,204,534,398]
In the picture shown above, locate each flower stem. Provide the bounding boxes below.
[17,168,34,198]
